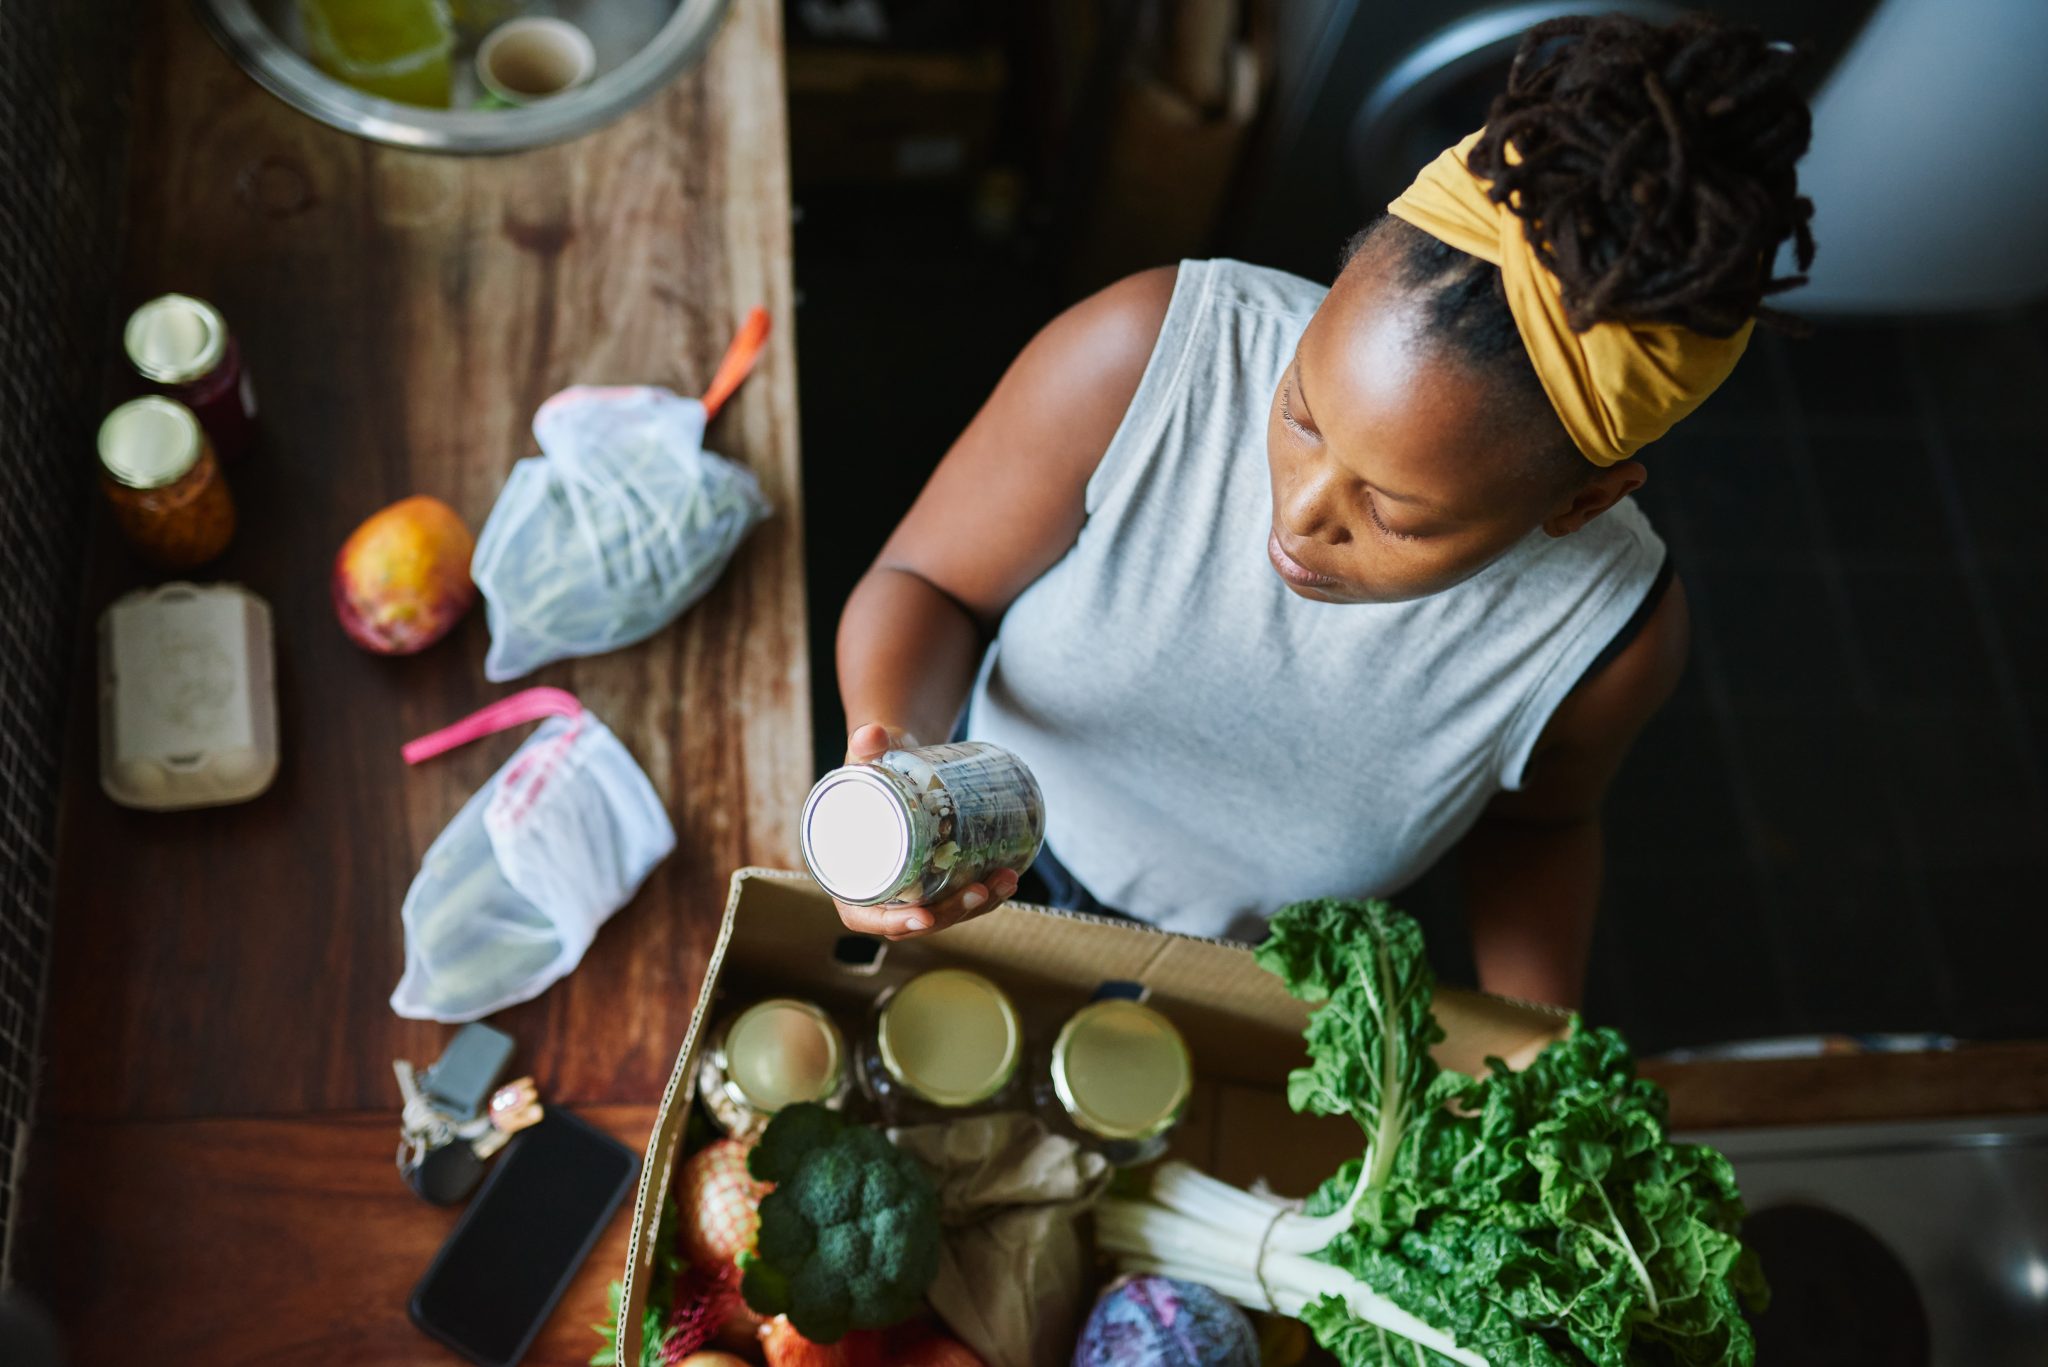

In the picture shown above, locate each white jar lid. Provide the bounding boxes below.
[801,767,913,904]
[98,397,204,490]
[124,293,228,385]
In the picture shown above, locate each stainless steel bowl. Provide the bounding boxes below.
[196,0,730,153]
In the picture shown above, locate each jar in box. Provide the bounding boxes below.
[1035,998,1192,1166]
[124,294,257,463]
[856,967,1023,1123]
[801,741,1045,907]
[97,398,236,568]
[697,997,850,1139]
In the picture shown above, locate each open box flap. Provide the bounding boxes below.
[617,868,1574,1363]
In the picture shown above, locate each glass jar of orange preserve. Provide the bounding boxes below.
[97,397,236,568]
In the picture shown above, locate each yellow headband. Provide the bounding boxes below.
[1387,130,1752,467]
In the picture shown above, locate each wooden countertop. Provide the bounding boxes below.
[24,1,807,1362]
[1648,1040,2048,1131]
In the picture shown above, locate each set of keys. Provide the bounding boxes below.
[394,1022,547,1205]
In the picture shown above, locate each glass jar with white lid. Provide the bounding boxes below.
[801,742,1045,908]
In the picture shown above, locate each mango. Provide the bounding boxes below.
[332,495,476,654]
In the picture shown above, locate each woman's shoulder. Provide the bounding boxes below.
[992,266,1181,485]
[1025,261,1324,423]
[1037,265,1180,397]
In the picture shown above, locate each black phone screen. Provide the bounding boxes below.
[410,1109,639,1367]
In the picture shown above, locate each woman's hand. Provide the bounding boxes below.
[829,723,1022,942]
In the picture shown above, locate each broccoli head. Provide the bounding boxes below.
[737,1103,941,1344]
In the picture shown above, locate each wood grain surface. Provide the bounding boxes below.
[34,1106,657,1366]
[25,0,806,1361]
[1649,1041,2048,1131]
[45,0,807,1125]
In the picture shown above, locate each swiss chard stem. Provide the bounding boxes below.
[1367,933,1405,1190]
[1593,1183,1660,1314]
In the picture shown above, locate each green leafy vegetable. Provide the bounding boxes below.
[738,1102,942,1344]
[1257,897,1447,1198]
[1097,898,1768,1367]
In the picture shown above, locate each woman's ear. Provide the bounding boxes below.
[1542,461,1648,537]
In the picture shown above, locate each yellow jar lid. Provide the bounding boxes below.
[879,968,1020,1107]
[1051,999,1192,1141]
[724,998,844,1113]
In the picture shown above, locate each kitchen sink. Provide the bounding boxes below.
[1688,1114,2048,1365]
[196,0,729,153]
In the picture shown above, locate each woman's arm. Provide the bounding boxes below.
[1458,576,1691,1006]
[832,266,1178,939]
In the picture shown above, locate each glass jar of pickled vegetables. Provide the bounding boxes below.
[1034,998,1192,1166]
[855,967,1024,1124]
[698,997,850,1139]
[97,398,236,568]
[124,295,257,464]
[801,742,1046,908]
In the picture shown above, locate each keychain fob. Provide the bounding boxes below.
[422,1023,515,1120]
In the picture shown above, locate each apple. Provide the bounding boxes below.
[332,495,476,654]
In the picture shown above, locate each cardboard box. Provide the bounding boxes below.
[614,867,1572,1363]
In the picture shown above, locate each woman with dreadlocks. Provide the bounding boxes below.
[827,13,1815,1005]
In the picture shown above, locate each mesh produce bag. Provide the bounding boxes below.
[391,688,674,1022]
[471,311,771,681]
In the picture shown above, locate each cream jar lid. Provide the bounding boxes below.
[724,998,845,1113]
[98,397,203,489]
[124,294,228,385]
[1051,999,1192,1141]
[879,968,1021,1107]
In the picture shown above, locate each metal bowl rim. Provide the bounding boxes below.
[194,0,732,153]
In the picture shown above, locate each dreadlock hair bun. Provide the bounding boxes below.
[1469,11,1816,337]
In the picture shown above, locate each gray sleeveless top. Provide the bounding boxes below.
[967,259,1665,941]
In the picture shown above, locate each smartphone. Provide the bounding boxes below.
[409,1109,639,1367]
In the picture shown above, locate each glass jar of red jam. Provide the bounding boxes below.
[123,294,257,462]
[97,398,237,568]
